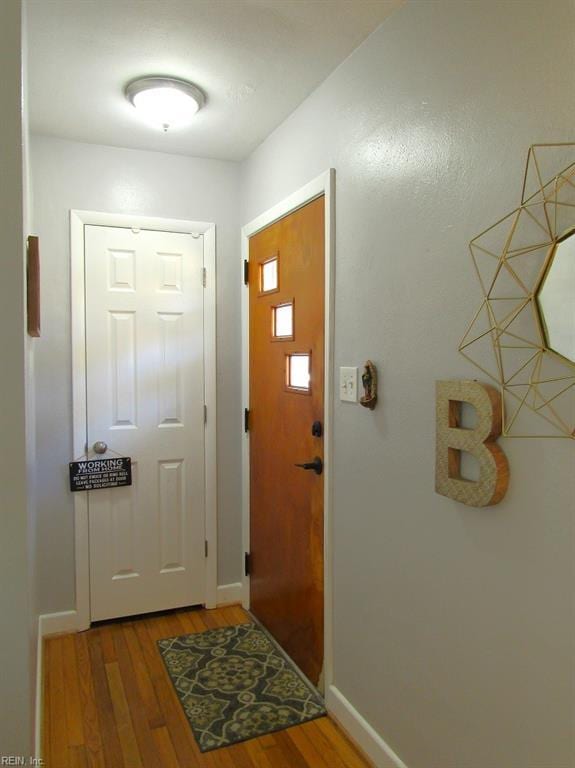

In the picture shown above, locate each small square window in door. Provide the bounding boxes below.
[286,353,311,393]
[272,301,294,340]
[259,255,279,295]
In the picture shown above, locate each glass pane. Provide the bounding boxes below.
[288,354,310,390]
[536,234,575,363]
[261,258,278,292]
[274,303,293,338]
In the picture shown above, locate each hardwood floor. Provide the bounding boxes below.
[42,604,371,767]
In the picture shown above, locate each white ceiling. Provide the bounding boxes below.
[26,0,400,161]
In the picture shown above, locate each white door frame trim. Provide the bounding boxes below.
[70,209,218,631]
[240,169,335,689]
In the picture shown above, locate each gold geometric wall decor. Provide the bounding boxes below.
[435,380,509,508]
[460,143,575,438]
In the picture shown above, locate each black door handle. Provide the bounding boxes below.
[295,456,323,475]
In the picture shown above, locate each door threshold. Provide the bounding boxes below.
[89,603,205,628]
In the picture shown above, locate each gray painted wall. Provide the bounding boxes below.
[31,136,243,612]
[241,2,574,766]
[0,0,35,754]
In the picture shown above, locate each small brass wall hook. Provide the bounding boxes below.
[360,360,377,410]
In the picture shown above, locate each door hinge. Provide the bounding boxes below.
[243,259,249,286]
[244,408,250,433]
[205,540,209,558]
[204,404,207,424]
[202,267,207,287]
[244,552,251,576]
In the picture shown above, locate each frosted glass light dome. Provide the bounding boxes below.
[125,77,205,132]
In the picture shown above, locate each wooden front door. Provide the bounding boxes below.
[248,196,325,685]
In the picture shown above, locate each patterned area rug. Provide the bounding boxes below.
[158,622,326,752]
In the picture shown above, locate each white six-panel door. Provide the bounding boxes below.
[85,225,205,621]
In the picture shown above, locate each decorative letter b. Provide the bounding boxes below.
[435,380,509,507]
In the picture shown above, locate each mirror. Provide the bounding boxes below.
[536,231,575,364]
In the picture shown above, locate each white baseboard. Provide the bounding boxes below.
[216,582,244,606]
[34,622,43,759]
[326,685,408,768]
[39,609,78,637]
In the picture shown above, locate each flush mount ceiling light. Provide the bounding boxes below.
[125,76,205,132]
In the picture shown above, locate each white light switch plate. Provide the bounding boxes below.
[339,366,358,402]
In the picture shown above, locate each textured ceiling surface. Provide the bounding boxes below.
[27,0,401,160]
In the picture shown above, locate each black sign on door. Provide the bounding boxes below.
[69,457,132,492]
